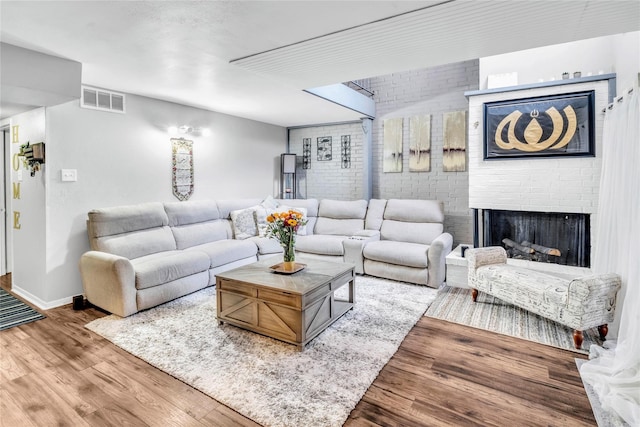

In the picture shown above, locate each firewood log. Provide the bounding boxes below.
[521,241,561,257]
[502,238,534,254]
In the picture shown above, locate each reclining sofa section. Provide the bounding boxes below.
[79,198,453,317]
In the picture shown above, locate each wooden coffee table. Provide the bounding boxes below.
[216,258,355,350]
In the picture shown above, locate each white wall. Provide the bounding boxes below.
[468,79,610,270]
[30,94,285,305]
[9,108,47,303]
[480,32,639,94]
[288,122,365,200]
[370,60,479,245]
[474,32,638,338]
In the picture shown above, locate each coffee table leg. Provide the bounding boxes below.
[349,278,355,303]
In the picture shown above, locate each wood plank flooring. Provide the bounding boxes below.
[0,274,596,426]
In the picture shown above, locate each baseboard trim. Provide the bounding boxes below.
[11,285,74,311]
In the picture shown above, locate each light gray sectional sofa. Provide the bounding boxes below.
[80,197,453,316]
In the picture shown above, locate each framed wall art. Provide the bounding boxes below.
[484,91,595,160]
[171,138,194,201]
[409,114,431,172]
[383,117,403,172]
[443,111,466,172]
[317,136,332,161]
[341,135,351,168]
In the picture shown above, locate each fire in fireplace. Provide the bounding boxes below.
[479,209,590,268]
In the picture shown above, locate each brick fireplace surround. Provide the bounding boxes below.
[466,75,615,276]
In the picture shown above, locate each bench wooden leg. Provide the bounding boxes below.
[573,330,583,349]
[471,288,478,302]
[598,324,608,341]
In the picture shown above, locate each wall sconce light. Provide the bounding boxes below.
[168,125,210,137]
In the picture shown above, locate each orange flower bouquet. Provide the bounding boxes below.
[266,209,308,266]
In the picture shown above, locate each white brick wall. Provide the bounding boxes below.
[287,60,480,245]
[288,122,364,200]
[370,60,479,245]
[468,79,610,265]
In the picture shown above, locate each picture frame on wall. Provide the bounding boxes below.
[317,136,332,161]
[483,91,595,160]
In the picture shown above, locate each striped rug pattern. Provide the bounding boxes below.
[0,289,45,331]
[425,286,600,354]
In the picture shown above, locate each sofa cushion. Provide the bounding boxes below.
[365,199,387,231]
[476,264,569,306]
[230,207,259,239]
[131,250,210,290]
[164,200,220,226]
[315,218,365,236]
[384,199,444,223]
[380,220,443,245]
[248,236,282,255]
[95,226,177,259]
[275,198,319,217]
[319,199,368,219]
[295,235,347,256]
[88,202,168,238]
[186,239,258,268]
[363,240,429,268]
[216,199,263,219]
[172,221,229,249]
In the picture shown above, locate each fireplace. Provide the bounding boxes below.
[478,209,590,268]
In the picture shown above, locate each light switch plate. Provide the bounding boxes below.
[61,169,77,182]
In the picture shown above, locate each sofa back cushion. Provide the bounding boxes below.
[365,199,387,231]
[164,200,220,226]
[314,199,367,236]
[380,199,445,245]
[88,202,177,258]
[164,200,231,249]
[216,199,263,219]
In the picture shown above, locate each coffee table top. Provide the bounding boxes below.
[216,258,354,295]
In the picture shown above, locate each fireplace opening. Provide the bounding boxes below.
[481,209,590,268]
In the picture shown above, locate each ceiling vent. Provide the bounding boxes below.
[81,86,126,113]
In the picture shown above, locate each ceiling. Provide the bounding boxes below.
[1,1,638,127]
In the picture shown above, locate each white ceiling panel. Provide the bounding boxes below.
[1,1,638,127]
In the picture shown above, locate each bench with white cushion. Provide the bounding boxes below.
[467,246,621,349]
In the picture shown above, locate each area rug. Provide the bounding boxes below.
[85,276,438,427]
[0,288,45,331]
[575,359,630,427]
[425,286,601,354]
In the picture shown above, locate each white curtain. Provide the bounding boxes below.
[579,87,640,425]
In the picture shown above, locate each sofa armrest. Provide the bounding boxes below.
[344,231,380,274]
[79,251,137,317]
[427,232,453,287]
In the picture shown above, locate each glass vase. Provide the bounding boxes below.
[282,232,296,270]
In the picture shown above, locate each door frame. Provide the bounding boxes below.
[1,122,11,275]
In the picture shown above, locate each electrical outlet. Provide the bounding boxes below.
[61,169,77,182]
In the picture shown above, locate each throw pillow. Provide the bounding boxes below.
[230,207,258,240]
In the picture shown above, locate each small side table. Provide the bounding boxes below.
[445,244,473,288]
